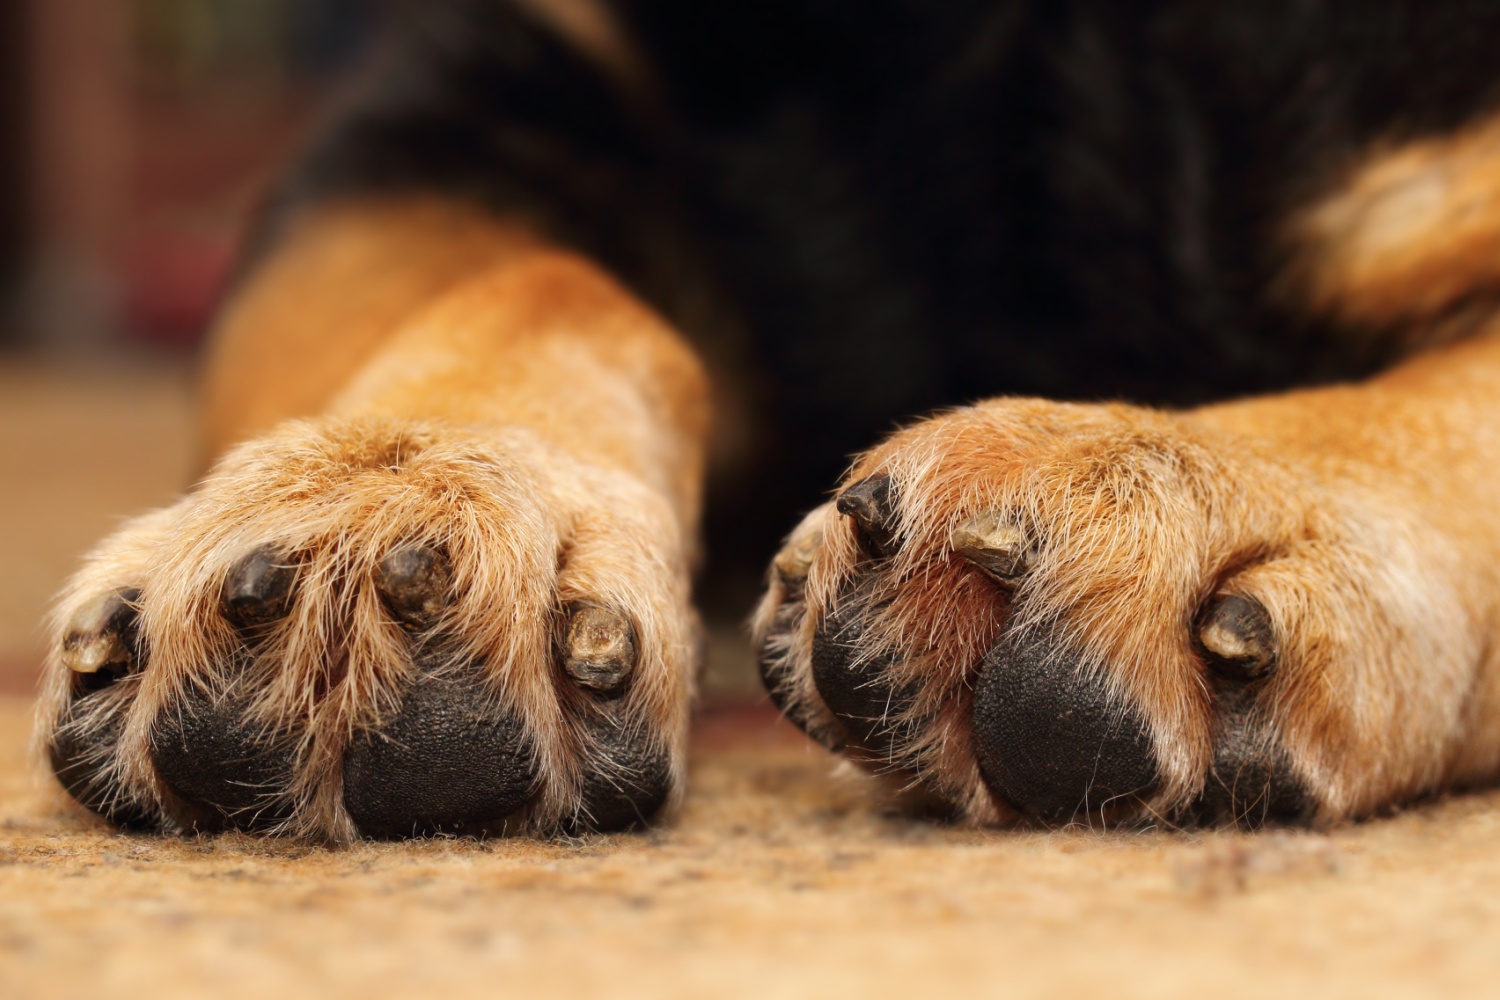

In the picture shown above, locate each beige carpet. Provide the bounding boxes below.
[3,696,1500,1000]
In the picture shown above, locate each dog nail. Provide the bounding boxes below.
[951,512,1029,585]
[772,524,823,598]
[375,543,453,629]
[836,473,898,557]
[563,604,637,696]
[1198,594,1277,679]
[222,546,299,631]
[62,589,141,678]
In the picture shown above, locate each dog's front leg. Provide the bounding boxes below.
[39,199,710,840]
[757,328,1500,828]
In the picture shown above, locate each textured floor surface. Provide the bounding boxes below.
[4,696,1500,1000]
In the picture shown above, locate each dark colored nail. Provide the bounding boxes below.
[1198,594,1277,681]
[375,543,453,629]
[836,474,898,557]
[563,605,637,697]
[222,546,298,631]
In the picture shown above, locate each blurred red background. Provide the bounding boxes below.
[6,0,377,351]
[0,1,382,693]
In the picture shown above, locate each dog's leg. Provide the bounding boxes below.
[756,328,1500,828]
[38,199,710,840]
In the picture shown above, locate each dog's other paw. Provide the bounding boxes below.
[755,398,1490,829]
[39,416,695,840]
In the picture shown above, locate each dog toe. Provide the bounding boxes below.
[40,418,694,841]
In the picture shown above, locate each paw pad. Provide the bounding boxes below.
[972,622,1160,826]
[342,671,538,838]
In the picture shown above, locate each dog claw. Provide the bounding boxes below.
[222,546,298,631]
[1198,594,1277,680]
[772,523,823,598]
[375,543,453,629]
[951,512,1029,585]
[563,604,636,696]
[837,474,898,557]
[62,589,140,678]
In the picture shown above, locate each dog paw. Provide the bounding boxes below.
[755,399,1483,828]
[38,416,695,840]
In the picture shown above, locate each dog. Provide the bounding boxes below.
[37,0,1500,838]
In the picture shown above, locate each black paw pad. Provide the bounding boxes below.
[809,596,913,759]
[49,697,155,828]
[222,547,298,632]
[837,474,899,558]
[149,686,299,831]
[374,543,453,630]
[1187,685,1311,829]
[571,709,671,832]
[343,671,537,838]
[972,622,1159,826]
[758,606,845,752]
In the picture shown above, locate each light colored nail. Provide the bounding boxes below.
[951,512,1029,584]
[62,592,136,675]
[773,523,824,589]
[1199,594,1276,679]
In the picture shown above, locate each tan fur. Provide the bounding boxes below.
[510,0,656,98]
[1289,112,1500,337]
[39,198,710,840]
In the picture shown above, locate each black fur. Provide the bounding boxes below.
[263,0,1500,586]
